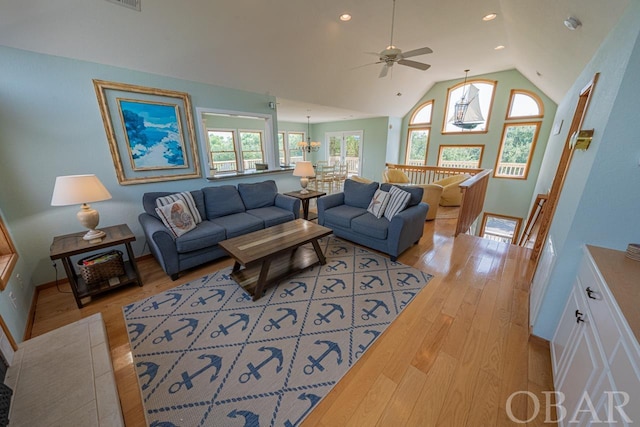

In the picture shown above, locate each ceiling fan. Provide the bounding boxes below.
[368,0,433,78]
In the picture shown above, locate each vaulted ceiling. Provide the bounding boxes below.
[0,0,629,122]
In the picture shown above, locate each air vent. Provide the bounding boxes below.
[105,0,141,11]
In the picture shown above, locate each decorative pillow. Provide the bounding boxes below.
[367,189,390,219]
[155,200,196,237]
[155,191,202,224]
[384,186,411,220]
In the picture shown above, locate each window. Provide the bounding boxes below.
[0,216,18,291]
[208,130,238,173]
[405,101,433,165]
[287,132,304,164]
[437,145,484,169]
[480,213,522,244]
[494,122,541,179]
[239,130,264,169]
[506,90,544,120]
[442,79,496,133]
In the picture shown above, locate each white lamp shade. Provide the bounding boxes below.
[292,161,315,177]
[51,174,112,206]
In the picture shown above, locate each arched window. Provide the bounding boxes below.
[442,79,497,134]
[506,90,544,119]
[405,101,433,165]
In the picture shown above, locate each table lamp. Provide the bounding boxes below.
[292,161,315,194]
[51,174,112,242]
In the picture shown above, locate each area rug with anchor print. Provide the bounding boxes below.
[123,236,433,426]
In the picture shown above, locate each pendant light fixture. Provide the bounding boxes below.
[453,69,471,126]
[298,115,321,153]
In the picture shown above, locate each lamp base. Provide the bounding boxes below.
[299,177,310,194]
[83,228,106,243]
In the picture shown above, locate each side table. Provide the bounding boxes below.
[50,224,143,308]
[283,190,326,221]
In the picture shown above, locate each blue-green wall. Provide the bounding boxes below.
[0,46,299,341]
[532,1,640,339]
[400,69,557,234]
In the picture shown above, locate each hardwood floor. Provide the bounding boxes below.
[30,215,556,426]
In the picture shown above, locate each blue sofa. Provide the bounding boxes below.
[139,180,300,279]
[317,179,429,261]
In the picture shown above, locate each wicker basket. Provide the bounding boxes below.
[77,250,125,285]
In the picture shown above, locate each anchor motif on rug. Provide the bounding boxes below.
[304,340,343,374]
[400,290,417,309]
[330,245,348,255]
[239,346,284,383]
[210,313,250,339]
[314,302,345,325]
[320,278,346,294]
[150,421,177,427]
[153,318,198,344]
[358,257,380,269]
[227,409,260,426]
[396,272,419,287]
[263,307,297,332]
[142,292,182,312]
[280,281,307,298]
[325,260,347,272]
[136,361,159,390]
[127,323,146,341]
[236,292,251,303]
[190,288,226,307]
[168,354,222,393]
[355,329,381,357]
[359,275,384,290]
[284,393,321,427]
[361,299,390,320]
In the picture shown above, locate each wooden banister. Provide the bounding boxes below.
[384,163,491,238]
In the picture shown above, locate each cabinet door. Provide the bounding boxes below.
[552,283,582,382]
[607,341,640,425]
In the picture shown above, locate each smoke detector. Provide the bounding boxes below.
[105,0,141,11]
[563,16,581,30]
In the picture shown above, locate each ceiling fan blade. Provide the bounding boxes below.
[398,59,431,71]
[401,47,433,58]
[379,64,389,78]
[350,61,380,70]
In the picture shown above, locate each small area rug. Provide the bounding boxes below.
[123,236,433,426]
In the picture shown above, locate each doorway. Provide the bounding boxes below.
[326,131,363,177]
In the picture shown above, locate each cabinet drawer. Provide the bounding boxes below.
[579,257,622,362]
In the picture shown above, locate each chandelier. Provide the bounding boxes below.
[298,115,321,153]
[453,69,471,126]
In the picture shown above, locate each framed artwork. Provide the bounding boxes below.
[93,80,201,184]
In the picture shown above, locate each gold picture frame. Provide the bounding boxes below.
[93,79,201,185]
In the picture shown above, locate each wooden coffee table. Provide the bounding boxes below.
[219,219,333,300]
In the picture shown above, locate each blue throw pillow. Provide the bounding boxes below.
[238,180,278,210]
[202,185,246,219]
[344,179,379,209]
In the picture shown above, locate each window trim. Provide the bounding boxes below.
[238,129,265,170]
[493,121,541,180]
[480,212,522,244]
[441,78,497,135]
[405,127,431,166]
[207,128,240,173]
[437,144,485,169]
[409,100,434,126]
[505,89,544,120]
[287,131,306,163]
[0,215,18,291]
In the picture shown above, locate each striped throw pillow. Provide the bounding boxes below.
[383,186,411,220]
[156,192,202,224]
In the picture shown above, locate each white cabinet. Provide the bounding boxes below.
[551,246,640,426]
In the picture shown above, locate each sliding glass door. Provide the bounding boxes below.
[326,131,362,177]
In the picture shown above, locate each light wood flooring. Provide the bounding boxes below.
[29,214,556,426]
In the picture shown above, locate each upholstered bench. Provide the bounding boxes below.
[4,313,123,426]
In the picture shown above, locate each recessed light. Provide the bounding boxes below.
[494,45,505,50]
[482,13,497,21]
[339,13,352,22]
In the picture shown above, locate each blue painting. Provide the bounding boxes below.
[118,99,188,170]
